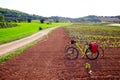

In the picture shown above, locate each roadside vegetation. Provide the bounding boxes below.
[0,39,37,64]
[0,21,69,44]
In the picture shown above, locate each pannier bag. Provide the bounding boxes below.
[89,42,98,53]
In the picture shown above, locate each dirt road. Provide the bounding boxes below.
[0,27,58,56]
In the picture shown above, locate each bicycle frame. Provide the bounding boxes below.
[72,40,89,56]
[65,39,105,60]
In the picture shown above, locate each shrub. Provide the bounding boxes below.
[27,19,31,23]
[0,22,18,28]
[0,14,4,22]
[39,27,43,30]
[40,19,44,23]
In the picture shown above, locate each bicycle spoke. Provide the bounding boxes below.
[85,48,99,60]
[66,47,79,60]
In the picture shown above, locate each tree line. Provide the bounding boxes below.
[0,7,44,22]
[0,7,120,27]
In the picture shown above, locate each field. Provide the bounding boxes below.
[107,23,120,27]
[64,23,120,79]
[0,21,69,44]
[0,23,120,80]
[65,23,120,48]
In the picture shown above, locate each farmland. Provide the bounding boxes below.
[0,23,120,79]
[0,22,69,44]
[65,23,120,48]
[64,23,120,79]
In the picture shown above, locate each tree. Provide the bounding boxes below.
[116,16,120,19]
[27,19,31,23]
[55,20,59,23]
[40,19,44,23]
[0,14,4,22]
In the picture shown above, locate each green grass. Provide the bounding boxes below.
[0,22,69,44]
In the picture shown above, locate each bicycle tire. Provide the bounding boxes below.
[98,47,104,58]
[64,44,69,52]
[85,48,99,60]
[65,46,79,60]
[64,44,75,52]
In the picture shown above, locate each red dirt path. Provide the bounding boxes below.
[0,27,120,80]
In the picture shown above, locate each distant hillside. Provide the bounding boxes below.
[0,7,120,23]
[76,15,120,23]
[49,15,120,23]
[0,7,43,22]
[98,17,120,23]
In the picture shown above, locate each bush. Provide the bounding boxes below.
[0,22,18,28]
[39,27,43,30]
[0,22,5,28]
[27,19,31,23]
[0,14,4,22]
[40,19,44,23]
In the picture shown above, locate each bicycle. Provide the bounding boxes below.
[65,39,104,60]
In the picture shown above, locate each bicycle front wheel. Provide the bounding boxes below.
[85,48,99,60]
[66,46,79,60]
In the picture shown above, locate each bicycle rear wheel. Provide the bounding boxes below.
[66,46,79,60]
[85,48,99,60]
[98,47,104,58]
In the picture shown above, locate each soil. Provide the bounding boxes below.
[0,27,120,80]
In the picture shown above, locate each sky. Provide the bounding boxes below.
[0,0,120,18]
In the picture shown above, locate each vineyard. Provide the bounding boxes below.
[65,23,120,48]
[64,23,120,79]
